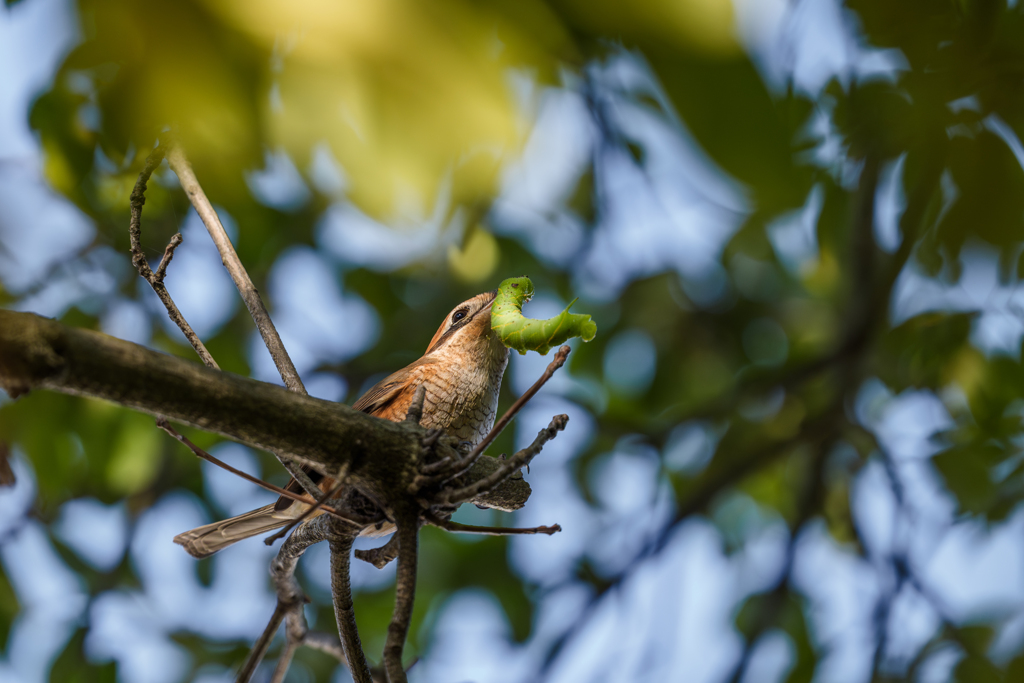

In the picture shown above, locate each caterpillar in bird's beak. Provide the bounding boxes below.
[490,276,598,355]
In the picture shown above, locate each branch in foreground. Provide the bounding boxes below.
[166,144,305,395]
[128,145,219,369]
[0,310,530,512]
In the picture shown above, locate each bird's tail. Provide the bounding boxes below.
[174,504,289,559]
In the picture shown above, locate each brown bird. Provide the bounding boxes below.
[174,290,510,558]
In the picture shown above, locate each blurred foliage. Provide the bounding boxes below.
[5,0,1024,681]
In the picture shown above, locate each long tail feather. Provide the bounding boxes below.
[174,504,288,559]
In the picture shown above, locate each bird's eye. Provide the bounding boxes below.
[451,309,468,324]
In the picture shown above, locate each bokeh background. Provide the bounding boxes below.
[3,0,1024,681]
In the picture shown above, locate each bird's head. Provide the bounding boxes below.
[424,290,506,364]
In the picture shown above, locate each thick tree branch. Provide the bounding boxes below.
[0,310,531,512]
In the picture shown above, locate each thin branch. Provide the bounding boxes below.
[424,511,561,536]
[166,143,305,394]
[328,524,373,683]
[153,232,183,283]
[164,143,324,503]
[354,534,400,569]
[156,418,357,524]
[383,514,420,683]
[236,602,288,683]
[303,632,347,661]
[437,414,569,506]
[269,640,300,683]
[129,145,219,369]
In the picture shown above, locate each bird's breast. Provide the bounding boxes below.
[417,348,509,446]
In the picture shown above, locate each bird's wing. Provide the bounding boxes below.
[352,358,435,415]
[274,358,436,511]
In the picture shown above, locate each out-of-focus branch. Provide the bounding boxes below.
[0,442,14,487]
[166,143,306,395]
[129,145,219,369]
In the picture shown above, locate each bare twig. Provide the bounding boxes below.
[383,514,420,683]
[328,524,374,683]
[269,640,300,683]
[156,418,356,524]
[303,632,347,660]
[129,145,219,369]
[279,458,324,501]
[153,232,183,283]
[354,534,400,569]
[437,414,569,506]
[236,602,288,683]
[166,143,305,394]
[424,511,560,536]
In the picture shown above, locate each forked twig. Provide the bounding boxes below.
[237,516,351,683]
[129,145,219,369]
[166,143,306,395]
[164,142,322,504]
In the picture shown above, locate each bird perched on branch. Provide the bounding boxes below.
[174,290,510,558]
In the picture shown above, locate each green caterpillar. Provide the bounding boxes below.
[491,276,597,355]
